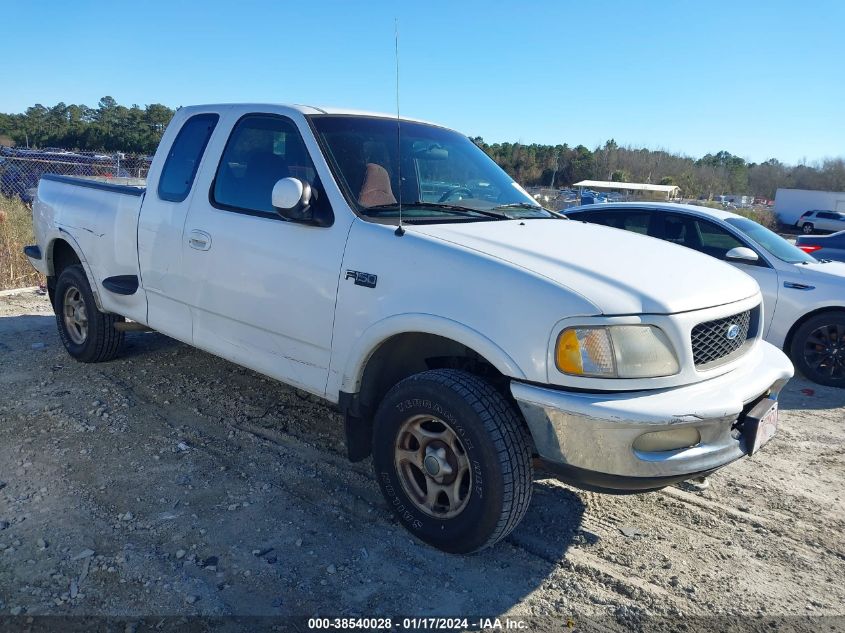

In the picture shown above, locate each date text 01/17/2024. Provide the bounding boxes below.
[307,617,529,630]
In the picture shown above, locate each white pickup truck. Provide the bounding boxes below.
[26,103,793,553]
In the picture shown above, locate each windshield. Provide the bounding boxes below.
[725,217,817,264]
[309,115,553,222]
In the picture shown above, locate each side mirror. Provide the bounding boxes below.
[726,246,759,263]
[272,177,312,221]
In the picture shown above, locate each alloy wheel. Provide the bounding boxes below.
[804,322,845,380]
[394,414,472,519]
[62,286,88,344]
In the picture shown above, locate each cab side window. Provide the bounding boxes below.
[158,113,219,202]
[212,114,320,215]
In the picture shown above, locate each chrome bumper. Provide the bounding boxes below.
[512,342,793,490]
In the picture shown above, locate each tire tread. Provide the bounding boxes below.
[395,369,534,552]
[55,265,125,363]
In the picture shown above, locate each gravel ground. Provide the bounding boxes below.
[1,288,844,630]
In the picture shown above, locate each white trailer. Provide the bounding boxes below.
[775,188,845,225]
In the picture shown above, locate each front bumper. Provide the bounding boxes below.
[512,341,793,493]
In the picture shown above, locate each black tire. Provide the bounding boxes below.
[802,222,815,234]
[789,312,845,388]
[372,369,533,553]
[54,264,125,363]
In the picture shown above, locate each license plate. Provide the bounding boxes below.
[744,399,779,455]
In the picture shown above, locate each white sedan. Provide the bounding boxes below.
[567,202,845,387]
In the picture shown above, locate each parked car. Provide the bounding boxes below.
[796,230,845,263]
[567,202,845,387]
[26,104,792,553]
[0,148,128,203]
[795,209,845,234]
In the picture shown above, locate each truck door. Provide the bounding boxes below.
[138,111,221,343]
[182,112,349,397]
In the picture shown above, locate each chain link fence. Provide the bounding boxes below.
[0,147,151,204]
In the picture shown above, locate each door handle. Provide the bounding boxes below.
[783,281,815,291]
[187,230,212,251]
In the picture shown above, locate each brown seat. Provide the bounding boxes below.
[358,163,396,207]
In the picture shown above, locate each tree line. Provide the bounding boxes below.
[472,138,845,200]
[1,98,843,199]
[0,97,173,155]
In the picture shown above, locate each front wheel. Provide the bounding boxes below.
[789,312,845,388]
[372,369,533,553]
[802,222,815,234]
[54,265,125,363]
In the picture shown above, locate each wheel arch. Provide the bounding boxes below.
[46,233,104,311]
[783,306,845,355]
[338,315,528,462]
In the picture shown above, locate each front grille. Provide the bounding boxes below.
[691,309,754,368]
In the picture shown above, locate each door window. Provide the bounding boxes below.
[661,214,757,263]
[212,114,321,215]
[694,219,747,259]
[576,211,653,235]
[158,113,219,202]
[618,212,652,235]
[663,215,694,246]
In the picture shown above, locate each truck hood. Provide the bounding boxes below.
[411,219,760,315]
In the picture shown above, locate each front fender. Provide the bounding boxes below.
[338,313,527,394]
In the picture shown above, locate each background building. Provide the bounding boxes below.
[573,180,680,200]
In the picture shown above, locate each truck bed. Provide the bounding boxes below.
[32,173,149,324]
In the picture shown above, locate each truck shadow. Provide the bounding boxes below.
[120,329,184,358]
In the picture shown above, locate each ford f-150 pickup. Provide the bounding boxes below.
[25,103,794,553]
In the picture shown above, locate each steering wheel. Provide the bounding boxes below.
[438,186,473,203]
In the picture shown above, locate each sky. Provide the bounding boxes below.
[2,0,843,164]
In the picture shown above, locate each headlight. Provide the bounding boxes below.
[555,325,679,378]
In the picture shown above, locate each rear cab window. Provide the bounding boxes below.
[158,113,219,202]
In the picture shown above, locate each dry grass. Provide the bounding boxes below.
[0,195,43,290]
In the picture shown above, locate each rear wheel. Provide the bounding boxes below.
[372,369,533,553]
[802,222,815,234]
[54,265,125,363]
[790,312,845,388]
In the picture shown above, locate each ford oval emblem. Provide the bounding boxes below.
[726,324,740,340]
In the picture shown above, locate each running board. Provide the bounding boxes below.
[102,275,139,295]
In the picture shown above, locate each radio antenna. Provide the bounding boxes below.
[394,17,405,237]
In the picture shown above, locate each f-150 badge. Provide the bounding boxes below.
[345,270,377,288]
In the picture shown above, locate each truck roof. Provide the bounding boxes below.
[178,103,438,126]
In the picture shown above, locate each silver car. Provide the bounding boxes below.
[795,209,845,234]
[567,202,845,387]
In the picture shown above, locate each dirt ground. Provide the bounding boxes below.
[1,288,844,630]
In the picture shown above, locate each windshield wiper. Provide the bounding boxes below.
[364,202,509,220]
[488,202,567,218]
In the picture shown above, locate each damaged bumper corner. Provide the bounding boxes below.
[511,342,794,492]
